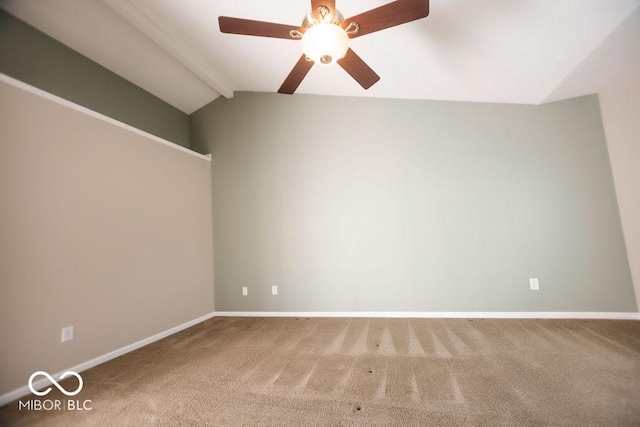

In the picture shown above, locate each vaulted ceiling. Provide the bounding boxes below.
[1,0,638,113]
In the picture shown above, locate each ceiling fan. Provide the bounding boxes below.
[218,0,429,94]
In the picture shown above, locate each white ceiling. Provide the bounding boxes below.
[1,0,639,113]
[543,6,640,104]
[0,0,220,113]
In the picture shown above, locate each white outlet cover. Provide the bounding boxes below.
[61,325,74,343]
[272,286,278,295]
[242,287,248,296]
[529,278,540,290]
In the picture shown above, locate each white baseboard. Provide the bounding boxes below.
[214,311,640,320]
[0,311,216,407]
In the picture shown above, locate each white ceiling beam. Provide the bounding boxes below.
[102,0,234,99]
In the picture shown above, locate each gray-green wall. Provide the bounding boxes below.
[191,92,636,313]
[0,9,189,147]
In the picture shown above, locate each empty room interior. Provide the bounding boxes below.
[1,0,640,425]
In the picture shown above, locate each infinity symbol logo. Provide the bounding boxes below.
[28,371,83,397]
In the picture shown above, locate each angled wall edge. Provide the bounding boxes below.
[0,73,210,161]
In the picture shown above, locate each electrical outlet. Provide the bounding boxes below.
[529,278,540,290]
[61,326,74,343]
[242,287,248,296]
[272,286,278,295]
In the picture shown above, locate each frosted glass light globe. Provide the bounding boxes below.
[301,23,349,66]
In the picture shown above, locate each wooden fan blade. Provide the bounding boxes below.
[311,0,336,19]
[337,49,380,90]
[278,55,314,94]
[343,0,429,38]
[219,16,303,40]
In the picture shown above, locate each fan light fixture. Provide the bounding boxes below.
[294,6,356,66]
[301,22,349,65]
[218,0,430,94]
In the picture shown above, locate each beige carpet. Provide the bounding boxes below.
[2,317,640,426]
